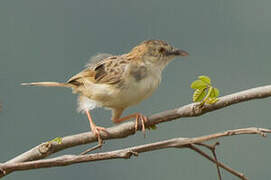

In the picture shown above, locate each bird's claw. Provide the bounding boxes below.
[91,126,109,145]
[135,113,148,137]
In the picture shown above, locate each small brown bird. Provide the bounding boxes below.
[22,40,188,144]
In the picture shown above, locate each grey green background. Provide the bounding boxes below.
[1,0,271,179]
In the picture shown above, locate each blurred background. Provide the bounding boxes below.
[1,0,271,179]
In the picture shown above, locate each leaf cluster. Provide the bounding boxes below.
[191,75,219,104]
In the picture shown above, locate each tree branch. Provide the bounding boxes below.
[189,143,248,180]
[0,127,269,178]
[4,85,271,165]
[194,142,222,180]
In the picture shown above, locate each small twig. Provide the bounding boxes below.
[210,144,222,180]
[195,142,221,180]
[81,143,103,155]
[188,144,248,180]
[195,142,220,150]
[210,143,222,180]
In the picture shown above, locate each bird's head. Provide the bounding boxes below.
[128,40,188,70]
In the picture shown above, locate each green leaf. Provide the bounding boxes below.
[191,80,208,89]
[51,137,62,144]
[206,98,219,104]
[214,88,219,97]
[193,88,207,102]
[199,75,211,85]
[209,88,215,98]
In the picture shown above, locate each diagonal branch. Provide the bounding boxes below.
[187,144,248,180]
[0,127,269,178]
[194,142,222,180]
[3,85,271,165]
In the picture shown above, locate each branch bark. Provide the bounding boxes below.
[0,127,269,178]
[1,85,271,178]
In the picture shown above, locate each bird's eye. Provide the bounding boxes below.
[158,47,166,53]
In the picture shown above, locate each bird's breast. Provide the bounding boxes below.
[113,68,161,108]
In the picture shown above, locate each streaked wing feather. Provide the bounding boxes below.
[86,53,113,67]
[67,55,127,86]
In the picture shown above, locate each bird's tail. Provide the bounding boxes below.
[21,81,71,88]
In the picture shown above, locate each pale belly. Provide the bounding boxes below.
[93,75,161,109]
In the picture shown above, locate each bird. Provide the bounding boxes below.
[22,40,188,145]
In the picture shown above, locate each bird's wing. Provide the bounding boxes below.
[85,53,113,67]
[67,55,128,86]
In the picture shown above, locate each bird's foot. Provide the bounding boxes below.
[80,125,109,155]
[91,125,109,145]
[114,112,148,137]
[134,113,148,137]
[82,110,110,154]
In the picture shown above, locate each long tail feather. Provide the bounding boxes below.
[21,81,71,88]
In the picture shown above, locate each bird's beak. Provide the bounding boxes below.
[170,49,189,56]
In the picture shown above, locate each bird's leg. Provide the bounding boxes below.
[114,113,148,137]
[85,110,108,146]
